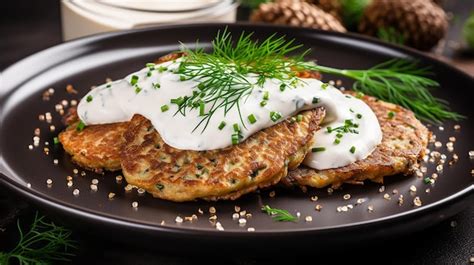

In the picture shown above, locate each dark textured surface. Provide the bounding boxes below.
[0,0,473,264]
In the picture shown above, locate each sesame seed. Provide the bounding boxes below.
[454,124,461,131]
[310,195,318,202]
[90,184,98,191]
[239,211,247,217]
[409,185,417,193]
[413,197,422,207]
[73,189,80,196]
[209,215,217,221]
[469,256,474,263]
[124,184,133,192]
[434,141,442,148]
[108,192,115,199]
[448,136,456,142]
[80,171,86,176]
[420,166,427,173]
[383,193,391,200]
[378,186,385,193]
[175,216,183,223]
[132,201,138,208]
[336,206,342,212]
[398,195,404,206]
[46,178,53,186]
[137,188,146,195]
[315,204,322,211]
[115,175,123,183]
[469,151,474,159]
[38,114,45,121]
[232,213,239,220]
[450,220,457,227]
[48,88,55,94]
[392,189,399,194]
[436,165,444,173]
[215,222,224,231]
[184,216,195,222]
[246,213,252,219]
[425,188,431,193]
[367,205,374,212]
[438,126,444,131]
[446,142,454,149]
[234,206,241,212]
[305,216,313,222]
[247,227,255,232]
[91,179,99,185]
[296,212,301,217]
[209,207,216,214]
[28,145,33,150]
[356,198,365,204]
[198,208,204,214]
[269,190,276,198]
[238,218,247,225]
[71,99,78,106]
[327,187,334,194]
[471,169,474,176]
[67,181,73,187]
[341,206,348,212]
[73,169,79,174]
[343,194,351,200]
[26,183,32,188]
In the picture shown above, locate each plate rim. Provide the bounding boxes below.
[1,22,473,237]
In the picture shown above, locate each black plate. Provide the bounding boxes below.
[0,23,473,252]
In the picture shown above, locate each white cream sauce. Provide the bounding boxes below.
[77,60,382,170]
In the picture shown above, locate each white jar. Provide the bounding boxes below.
[61,0,238,40]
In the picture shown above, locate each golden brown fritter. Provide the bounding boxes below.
[282,92,430,189]
[121,108,326,202]
[58,121,128,171]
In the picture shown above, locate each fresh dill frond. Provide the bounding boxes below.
[0,212,77,265]
[313,59,465,124]
[177,29,314,132]
[261,205,298,222]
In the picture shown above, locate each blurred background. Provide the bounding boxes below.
[1,0,473,264]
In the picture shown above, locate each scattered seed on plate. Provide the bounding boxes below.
[175,216,183,223]
[132,201,139,208]
[305,216,313,222]
[409,185,417,193]
[216,222,224,231]
[71,99,78,106]
[367,205,374,212]
[327,187,334,194]
[124,184,133,192]
[239,210,246,217]
[392,189,399,195]
[296,212,301,217]
[398,195,404,206]
[436,165,443,173]
[73,189,80,196]
[91,178,99,185]
[38,114,45,121]
[238,218,247,226]
[413,196,422,207]
[209,206,216,214]
[438,126,444,131]
[434,141,442,148]
[425,188,431,193]
[234,205,241,212]
[246,213,252,219]
[454,124,461,131]
[232,213,239,220]
[108,192,115,199]
[450,220,457,227]
[378,186,385,193]
[27,183,32,188]
[310,195,318,202]
[80,171,86,176]
[247,227,255,232]
[383,193,391,200]
[198,208,204,214]
[90,184,98,192]
[269,190,276,198]
[28,145,33,150]
[137,188,146,195]
[471,169,474,176]
[469,151,474,159]
[356,198,365,204]
[209,215,217,222]
[67,181,73,188]
[343,194,351,200]
[73,169,79,174]
[46,178,53,186]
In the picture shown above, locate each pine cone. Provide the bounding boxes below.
[358,0,448,50]
[305,0,342,22]
[251,0,346,32]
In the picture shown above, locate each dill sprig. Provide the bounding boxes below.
[313,60,465,124]
[173,29,462,131]
[0,212,77,265]
[176,29,313,132]
[261,205,298,222]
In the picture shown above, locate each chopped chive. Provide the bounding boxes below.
[327,126,332,133]
[106,84,111,88]
[424,177,431,184]
[248,114,257,124]
[279,83,286,91]
[311,147,326,152]
[76,120,85,131]
[198,83,205,90]
[170,97,184,106]
[233,123,240,132]
[336,133,343,138]
[146,63,155,69]
[231,134,240,145]
[130,75,139,86]
[53,137,59,145]
[156,183,164,190]
[349,108,354,113]
[296,114,303,122]
[158,66,167,73]
[350,146,356,154]
[218,121,226,130]
[135,86,142,94]
[260,100,267,107]
[388,111,395,119]
[334,138,341,144]
[161,105,169,112]
[312,97,320,104]
[321,83,328,89]
[270,111,282,122]
[356,113,362,119]
[147,71,152,77]
[263,91,269,100]
[199,102,205,116]
[152,82,160,89]
[86,95,93,102]
[356,92,364,99]
[180,76,186,81]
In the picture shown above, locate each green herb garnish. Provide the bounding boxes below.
[0,213,77,265]
[270,111,282,122]
[86,95,93,102]
[388,111,395,119]
[350,146,356,154]
[296,114,303,122]
[130,75,139,86]
[161,105,169,112]
[76,120,85,131]
[261,205,297,222]
[312,147,326,152]
[248,114,257,124]
[218,121,226,130]
[53,137,59,145]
